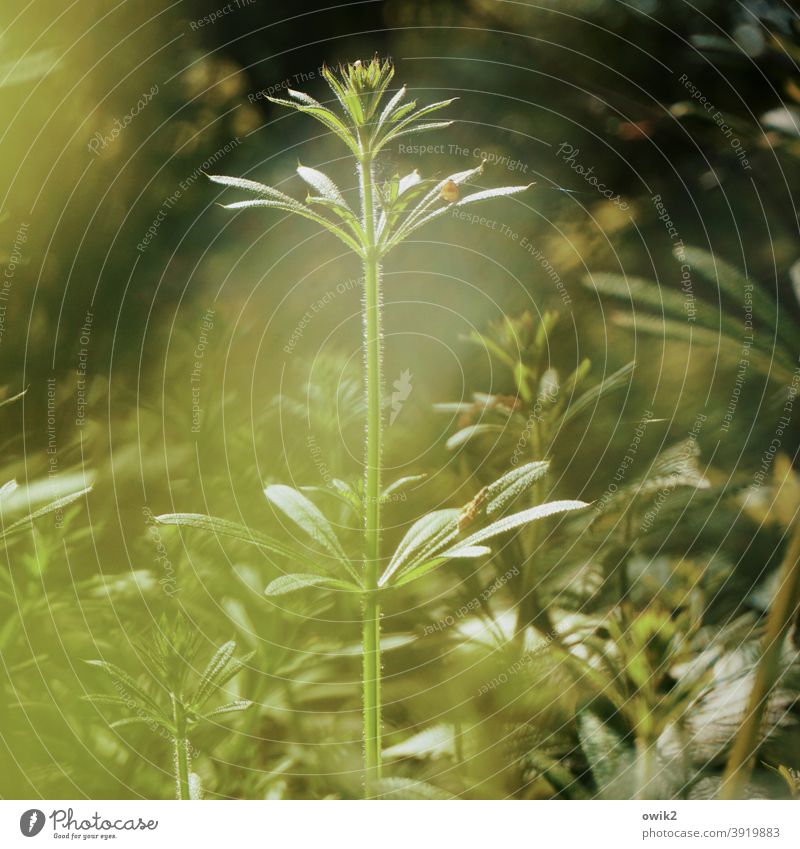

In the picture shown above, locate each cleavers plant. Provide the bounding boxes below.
[86,620,253,800]
[157,57,588,798]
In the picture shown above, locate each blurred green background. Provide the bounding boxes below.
[2,0,800,799]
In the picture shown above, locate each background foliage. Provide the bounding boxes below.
[1,0,799,799]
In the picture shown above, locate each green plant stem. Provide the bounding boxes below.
[359,146,382,797]
[719,520,800,799]
[516,416,552,639]
[172,696,191,801]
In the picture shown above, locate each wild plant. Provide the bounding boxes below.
[85,620,252,800]
[588,250,800,797]
[437,310,633,459]
[1,390,93,656]
[435,309,633,635]
[718,456,800,798]
[157,57,588,797]
[430,309,756,798]
[574,603,714,799]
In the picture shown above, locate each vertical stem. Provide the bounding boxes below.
[362,587,381,797]
[719,520,800,799]
[359,147,382,797]
[635,736,657,800]
[516,414,551,639]
[172,695,191,801]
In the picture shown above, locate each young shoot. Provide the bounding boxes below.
[85,621,253,800]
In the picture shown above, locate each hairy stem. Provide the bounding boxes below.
[516,413,552,639]
[719,520,800,799]
[359,147,382,797]
[172,696,191,801]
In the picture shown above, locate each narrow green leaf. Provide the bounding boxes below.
[84,694,174,733]
[264,484,349,565]
[402,182,533,238]
[382,474,426,501]
[376,170,428,241]
[383,723,455,759]
[587,272,689,316]
[433,401,474,415]
[562,361,635,424]
[682,246,799,349]
[301,479,362,515]
[82,694,135,709]
[303,195,364,240]
[632,438,710,496]
[457,183,535,206]
[376,98,457,151]
[457,500,588,549]
[366,65,396,122]
[386,101,416,125]
[392,545,492,588]
[585,272,744,346]
[577,712,633,795]
[0,480,18,501]
[375,777,454,799]
[207,174,297,205]
[465,330,519,373]
[446,423,506,450]
[85,659,162,715]
[484,460,550,515]
[155,513,314,566]
[556,359,592,408]
[220,198,365,256]
[319,69,360,125]
[296,164,348,207]
[376,120,454,152]
[398,170,422,195]
[265,573,361,596]
[1,486,91,539]
[0,388,27,408]
[285,88,320,107]
[397,98,457,123]
[192,641,236,708]
[267,95,361,155]
[379,509,460,587]
[202,699,252,720]
[0,46,61,87]
[385,166,529,252]
[193,652,254,711]
[611,313,795,381]
[220,197,302,212]
[526,749,591,799]
[110,715,176,733]
[374,84,407,135]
